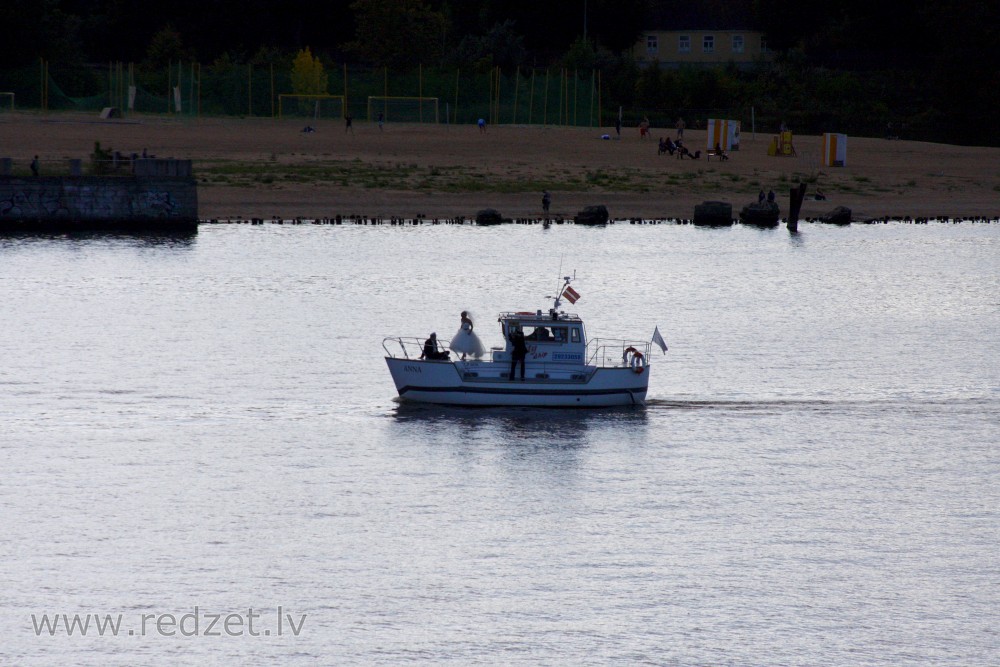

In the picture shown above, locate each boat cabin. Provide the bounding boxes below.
[494,309,587,365]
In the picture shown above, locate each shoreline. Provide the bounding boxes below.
[4,112,1000,221]
[197,214,1000,225]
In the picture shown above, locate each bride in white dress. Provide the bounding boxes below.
[450,311,487,359]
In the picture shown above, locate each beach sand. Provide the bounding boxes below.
[4,112,999,220]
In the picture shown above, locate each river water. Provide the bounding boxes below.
[2,222,998,665]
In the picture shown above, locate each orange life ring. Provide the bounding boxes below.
[623,346,645,373]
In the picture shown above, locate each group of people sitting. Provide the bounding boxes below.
[657,137,701,159]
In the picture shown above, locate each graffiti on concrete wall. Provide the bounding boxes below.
[0,179,191,221]
[0,185,71,218]
[133,190,178,217]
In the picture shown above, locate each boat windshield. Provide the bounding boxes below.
[524,325,568,343]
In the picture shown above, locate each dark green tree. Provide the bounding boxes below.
[343,0,448,67]
[143,24,194,68]
[452,20,528,70]
[1,0,82,66]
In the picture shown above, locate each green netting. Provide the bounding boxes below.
[0,62,608,127]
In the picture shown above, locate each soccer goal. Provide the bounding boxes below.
[0,92,14,112]
[367,96,439,124]
[278,94,345,121]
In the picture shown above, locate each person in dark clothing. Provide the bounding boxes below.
[30,155,39,176]
[767,190,776,203]
[422,333,449,360]
[677,144,701,159]
[508,327,528,380]
[542,190,551,214]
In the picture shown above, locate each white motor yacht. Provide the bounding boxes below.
[383,279,656,407]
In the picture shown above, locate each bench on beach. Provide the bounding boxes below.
[706,150,729,161]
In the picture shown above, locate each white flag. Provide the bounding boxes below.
[651,326,668,353]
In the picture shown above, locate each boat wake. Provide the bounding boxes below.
[645,395,998,415]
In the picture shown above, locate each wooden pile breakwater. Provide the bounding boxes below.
[199,214,1000,227]
[0,159,197,233]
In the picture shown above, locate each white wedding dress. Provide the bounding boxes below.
[450,321,486,358]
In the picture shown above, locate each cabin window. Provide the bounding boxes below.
[703,35,715,53]
[732,35,744,54]
[646,35,658,55]
[678,35,690,53]
[571,328,581,343]
[524,325,558,342]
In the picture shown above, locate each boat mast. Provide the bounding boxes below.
[551,273,574,313]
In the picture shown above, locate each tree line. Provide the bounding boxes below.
[4,0,999,145]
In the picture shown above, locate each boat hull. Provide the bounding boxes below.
[385,357,648,407]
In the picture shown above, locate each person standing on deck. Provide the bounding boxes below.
[508,327,527,380]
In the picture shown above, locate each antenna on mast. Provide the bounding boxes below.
[551,256,566,311]
[551,267,576,314]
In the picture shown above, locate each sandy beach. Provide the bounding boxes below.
[3,112,999,220]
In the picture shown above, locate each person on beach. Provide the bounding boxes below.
[478,118,486,133]
[345,113,353,133]
[676,117,686,140]
[542,190,551,214]
[450,311,486,360]
[30,155,39,176]
[677,143,700,159]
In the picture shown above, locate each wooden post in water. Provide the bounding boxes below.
[788,182,807,232]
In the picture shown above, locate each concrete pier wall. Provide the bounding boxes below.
[0,160,197,232]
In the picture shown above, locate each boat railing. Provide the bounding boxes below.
[587,338,652,368]
[382,336,452,360]
[497,311,582,321]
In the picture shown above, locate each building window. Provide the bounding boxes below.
[678,35,690,53]
[703,35,715,53]
[646,35,658,55]
[732,35,744,54]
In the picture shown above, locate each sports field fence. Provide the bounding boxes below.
[0,60,772,132]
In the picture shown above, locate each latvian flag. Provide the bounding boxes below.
[562,285,581,304]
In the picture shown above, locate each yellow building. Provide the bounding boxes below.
[633,28,771,67]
